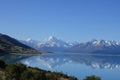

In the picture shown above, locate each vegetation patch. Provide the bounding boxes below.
[0,59,77,80]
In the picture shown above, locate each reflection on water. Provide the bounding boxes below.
[21,53,120,80]
[0,54,29,63]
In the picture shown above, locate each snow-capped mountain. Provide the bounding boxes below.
[88,39,120,46]
[37,36,73,52]
[37,36,71,47]
[20,36,73,52]
[68,39,120,54]
[21,37,120,54]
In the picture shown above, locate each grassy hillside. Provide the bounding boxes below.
[0,60,77,80]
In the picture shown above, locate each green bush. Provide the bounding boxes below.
[5,63,26,80]
[20,70,46,80]
[83,75,101,80]
[0,59,6,69]
[15,63,27,73]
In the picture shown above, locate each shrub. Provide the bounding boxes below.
[0,59,6,69]
[5,63,25,80]
[20,70,46,80]
[83,75,101,80]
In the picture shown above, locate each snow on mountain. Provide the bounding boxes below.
[68,39,120,54]
[20,37,120,53]
[36,36,73,52]
[37,36,70,48]
[20,36,73,52]
[20,38,40,49]
[89,39,120,47]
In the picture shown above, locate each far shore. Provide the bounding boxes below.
[9,51,53,56]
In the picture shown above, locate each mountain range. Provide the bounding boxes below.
[0,33,120,55]
[68,39,120,54]
[21,36,120,54]
[21,36,76,52]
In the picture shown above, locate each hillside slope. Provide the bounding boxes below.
[0,33,41,55]
[0,60,77,80]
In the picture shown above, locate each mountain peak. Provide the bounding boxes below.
[47,36,58,41]
[89,39,120,46]
[26,38,33,42]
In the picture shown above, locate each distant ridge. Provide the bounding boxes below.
[21,36,74,52]
[67,39,120,54]
[21,37,120,54]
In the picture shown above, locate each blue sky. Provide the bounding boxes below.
[0,0,120,42]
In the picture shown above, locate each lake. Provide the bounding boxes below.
[20,52,120,80]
